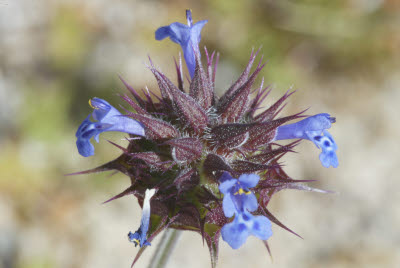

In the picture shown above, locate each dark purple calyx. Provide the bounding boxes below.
[166,137,203,164]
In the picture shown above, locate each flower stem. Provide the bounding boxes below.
[147,229,181,268]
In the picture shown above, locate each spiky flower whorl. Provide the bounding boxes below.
[73,10,338,268]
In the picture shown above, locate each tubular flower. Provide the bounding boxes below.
[75,98,145,157]
[219,173,272,249]
[274,113,339,168]
[72,10,339,268]
[219,173,260,217]
[155,10,207,78]
[128,189,156,247]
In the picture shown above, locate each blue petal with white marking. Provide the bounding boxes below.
[128,189,156,247]
[274,113,339,168]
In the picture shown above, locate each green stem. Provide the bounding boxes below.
[147,229,181,268]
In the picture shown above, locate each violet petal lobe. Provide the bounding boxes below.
[222,193,236,218]
[221,211,272,249]
[218,175,237,195]
[221,215,250,249]
[238,173,260,188]
[307,130,339,168]
[155,10,207,78]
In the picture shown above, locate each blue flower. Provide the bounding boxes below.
[155,10,207,78]
[219,173,272,249]
[75,98,145,157]
[219,173,260,216]
[274,113,339,168]
[128,189,156,247]
[221,211,272,249]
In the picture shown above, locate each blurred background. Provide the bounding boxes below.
[1,0,399,267]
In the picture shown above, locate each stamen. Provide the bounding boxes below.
[234,188,251,195]
[186,9,193,27]
[88,99,98,109]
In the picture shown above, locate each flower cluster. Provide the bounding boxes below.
[73,10,338,268]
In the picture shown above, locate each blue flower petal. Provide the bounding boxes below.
[221,215,250,249]
[238,192,258,213]
[76,137,95,157]
[323,130,338,150]
[76,117,98,156]
[250,215,272,241]
[127,230,151,247]
[218,177,237,195]
[320,150,339,168]
[309,130,338,168]
[238,174,260,188]
[274,113,334,141]
[223,189,258,216]
[190,20,208,43]
[155,22,189,45]
[222,193,236,218]
[75,121,111,155]
[90,98,144,136]
[221,212,272,249]
[105,115,145,136]
[90,98,113,121]
[127,231,141,247]
[181,20,207,77]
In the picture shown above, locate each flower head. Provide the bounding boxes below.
[155,9,207,78]
[274,113,339,168]
[128,189,156,247]
[75,98,145,157]
[73,11,339,268]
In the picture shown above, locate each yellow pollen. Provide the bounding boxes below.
[234,188,251,195]
[133,239,140,245]
[88,99,98,109]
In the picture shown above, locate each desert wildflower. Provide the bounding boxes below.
[219,173,272,249]
[155,9,207,78]
[73,10,338,268]
[128,188,156,247]
[75,98,145,157]
[274,113,338,168]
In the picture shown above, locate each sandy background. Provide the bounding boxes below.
[1,0,399,267]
